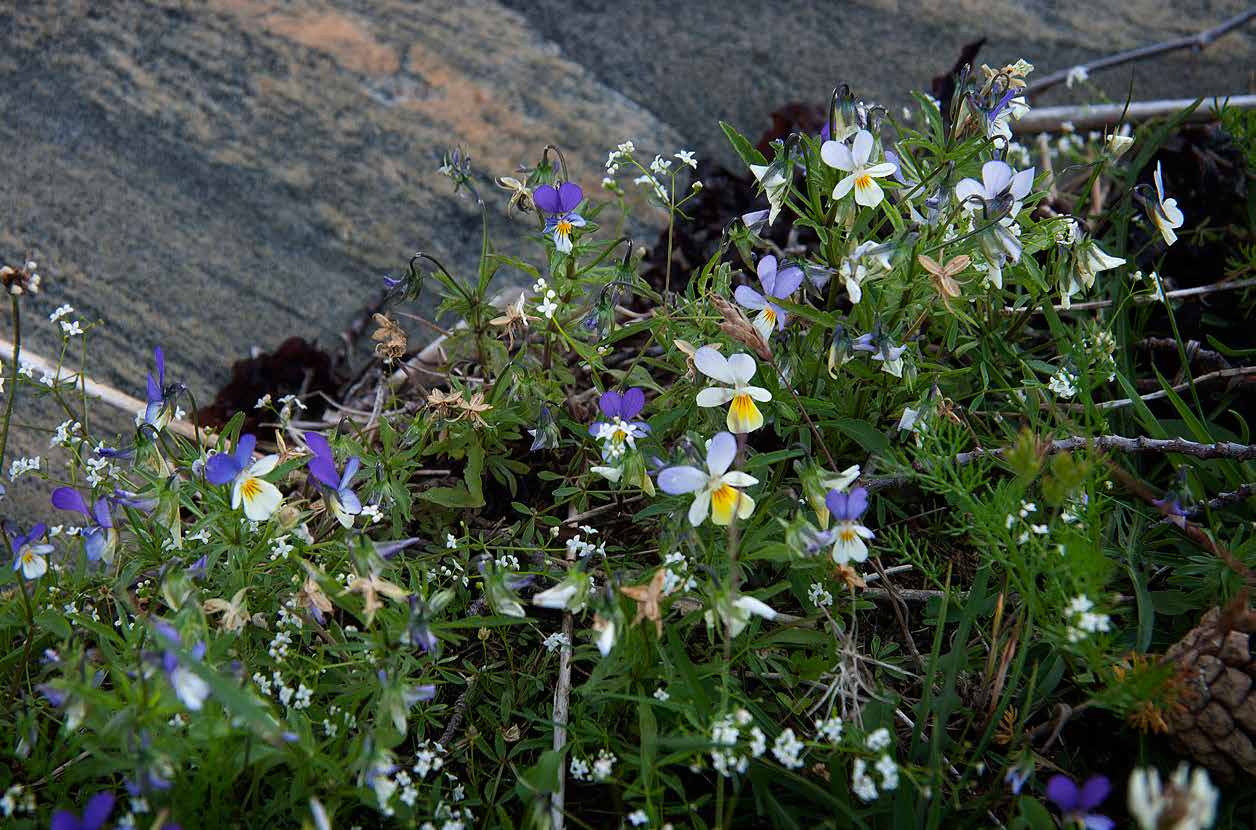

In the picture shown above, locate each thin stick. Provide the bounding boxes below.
[1024,10,1256,98]
[1002,277,1256,314]
[550,505,578,829]
[1086,366,1256,410]
[1014,95,1256,135]
[1140,337,1231,371]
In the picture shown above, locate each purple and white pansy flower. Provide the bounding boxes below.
[51,487,118,563]
[143,346,173,430]
[9,523,53,580]
[734,255,804,339]
[826,486,874,564]
[658,431,758,527]
[305,432,362,528]
[151,621,211,712]
[534,182,587,254]
[205,433,283,522]
[589,388,649,461]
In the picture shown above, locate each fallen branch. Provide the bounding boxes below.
[550,506,579,830]
[1013,95,1256,135]
[864,433,1256,493]
[1024,9,1256,98]
[1140,337,1231,371]
[1184,483,1256,519]
[1087,366,1256,411]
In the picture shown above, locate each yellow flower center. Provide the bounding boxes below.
[556,219,574,237]
[855,173,873,191]
[21,551,35,565]
[240,477,263,501]
[839,525,858,543]
[760,307,776,325]
[731,393,758,421]
[711,484,740,515]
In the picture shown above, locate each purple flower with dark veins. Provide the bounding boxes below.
[734,255,804,340]
[533,182,587,254]
[51,487,117,563]
[1046,774,1113,830]
[51,792,115,830]
[305,432,362,529]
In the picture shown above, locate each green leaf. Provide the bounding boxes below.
[824,417,890,453]
[720,121,767,169]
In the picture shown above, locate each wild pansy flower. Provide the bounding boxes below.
[377,669,436,736]
[1059,220,1125,309]
[955,160,1035,283]
[151,621,211,711]
[748,159,790,226]
[826,487,873,564]
[1146,161,1184,246]
[693,347,771,434]
[800,463,861,528]
[590,388,649,461]
[839,240,894,304]
[827,323,855,378]
[50,487,117,563]
[1046,774,1113,830]
[852,327,908,378]
[1005,758,1034,795]
[143,346,176,430]
[478,557,532,618]
[822,130,896,208]
[8,523,52,580]
[534,182,587,254]
[528,404,561,452]
[205,433,283,522]
[402,590,453,654]
[305,432,362,528]
[734,255,804,339]
[658,431,757,527]
[51,792,115,830]
[740,208,770,236]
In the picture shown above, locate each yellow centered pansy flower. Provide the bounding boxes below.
[693,347,771,434]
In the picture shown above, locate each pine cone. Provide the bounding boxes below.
[1163,600,1256,780]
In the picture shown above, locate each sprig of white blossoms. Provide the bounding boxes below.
[1065,594,1111,643]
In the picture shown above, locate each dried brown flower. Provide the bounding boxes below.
[709,294,772,361]
[371,313,407,363]
[917,253,970,311]
[620,568,667,637]
[455,391,493,428]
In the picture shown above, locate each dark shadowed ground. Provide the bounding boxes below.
[1,0,1253,519]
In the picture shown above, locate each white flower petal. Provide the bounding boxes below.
[696,386,735,407]
[706,431,738,477]
[726,352,758,385]
[820,140,853,172]
[242,478,283,522]
[688,489,712,527]
[852,130,874,167]
[694,346,733,383]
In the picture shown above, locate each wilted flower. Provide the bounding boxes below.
[478,558,531,618]
[203,588,252,634]
[305,433,362,528]
[495,175,534,217]
[620,568,667,636]
[693,347,772,433]
[705,590,777,638]
[852,328,908,378]
[534,182,587,254]
[822,130,896,208]
[8,523,52,580]
[917,252,971,309]
[534,562,593,613]
[402,590,452,654]
[838,240,894,305]
[1127,763,1218,830]
[1046,774,1112,830]
[826,487,873,564]
[50,487,117,563]
[1060,221,1126,308]
[734,255,804,339]
[658,431,757,526]
[371,314,407,362]
[205,434,283,521]
[1146,161,1185,247]
[1105,129,1134,159]
[490,293,534,349]
[528,404,561,452]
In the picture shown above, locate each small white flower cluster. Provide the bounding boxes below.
[277,393,307,424]
[709,708,765,777]
[627,809,649,827]
[48,304,73,322]
[269,534,295,561]
[1005,499,1050,544]
[566,528,604,559]
[268,630,294,660]
[1065,594,1111,643]
[653,687,670,702]
[495,554,520,571]
[85,454,119,487]
[661,552,697,595]
[771,728,805,769]
[60,319,84,337]
[50,419,85,449]
[541,632,570,653]
[570,749,618,782]
[0,784,36,817]
[536,287,558,319]
[321,703,356,738]
[419,800,473,830]
[413,739,447,779]
[1082,326,1118,382]
[815,716,844,743]
[359,503,384,524]
[9,455,40,480]
[850,729,899,802]
[1047,367,1078,399]
[808,582,834,608]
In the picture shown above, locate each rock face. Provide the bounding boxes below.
[0,0,1252,520]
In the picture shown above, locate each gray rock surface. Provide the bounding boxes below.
[1,0,1253,521]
